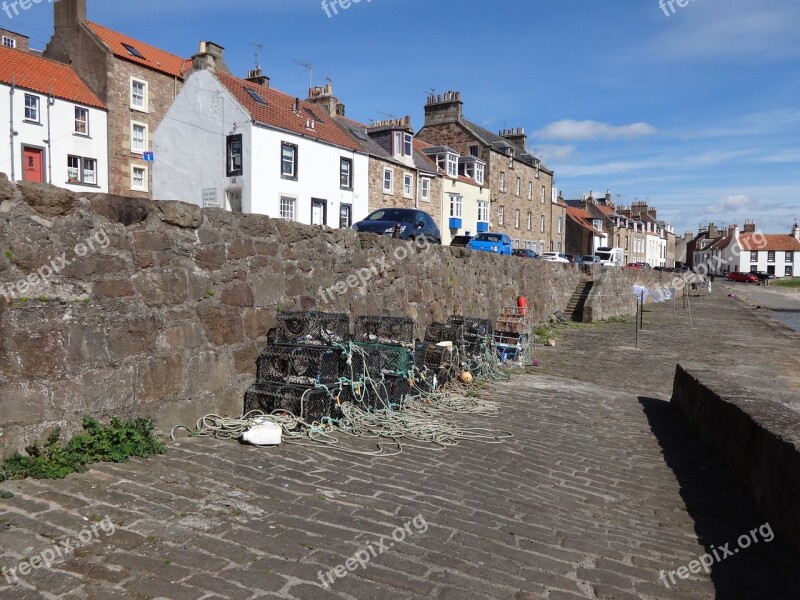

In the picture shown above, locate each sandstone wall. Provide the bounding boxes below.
[584,267,689,322]
[0,179,587,457]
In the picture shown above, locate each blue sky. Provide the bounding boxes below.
[6,0,800,235]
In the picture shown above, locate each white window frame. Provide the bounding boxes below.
[477,201,489,223]
[515,209,520,229]
[528,181,533,200]
[541,187,546,204]
[131,164,148,192]
[516,177,521,197]
[281,142,298,179]
[131,121,148,153]
[2,36,16,49]
[785,251,793,263]
[540,215,545,233]
[475,162,484,185]
[340,157,353,190]
[446,153,458,178]
[280,196,296,221]
[498,205,505,226]
[74,107,90,136]
[499,172,506,192]
[527,212,532,230]
[403,172,413,198]
[449,194,463,219]
[130,77,148,112]
[68,156,96,185]
[24,94,40,122]
[420,177,430,202]
[383,168,394,194]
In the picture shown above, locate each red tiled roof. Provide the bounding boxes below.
[0,46,104,109]
[566,206,603,235]
[739,233,800,252]
[87,22,190,78]
[594,203,615,216]
[215,72,362,152]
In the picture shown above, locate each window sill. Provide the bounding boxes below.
[73,133,91,139]
[66,181,100,188]
[23,120,42,126]
[281,175,298,182]
[130,106,149,114]
[340,186,353,191]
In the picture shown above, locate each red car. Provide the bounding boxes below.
[727,271,758,283]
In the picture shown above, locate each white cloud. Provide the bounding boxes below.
[536,120,658,141]
[709,194,753,214]
[537,145,575,163]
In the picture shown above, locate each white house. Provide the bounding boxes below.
[0,43,108,192]
[153,46,368,227]
[696,222,800,278]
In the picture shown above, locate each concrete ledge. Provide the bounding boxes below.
[672,364,800,553]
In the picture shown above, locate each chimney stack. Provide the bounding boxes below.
[191,41,229,73]
[245,67,270,88]
[708,223,719,238]
[500,127,527,152]
[793,223,800,240]
[743,219,756,233]
[423,90,463,127]
[54,0,86,25]
[307,83,345,117]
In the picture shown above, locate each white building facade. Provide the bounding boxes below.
[0,46,108,192]
[695,224,800,278]
[153,67,368,227]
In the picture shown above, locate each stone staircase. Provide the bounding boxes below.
[566,280,594,322]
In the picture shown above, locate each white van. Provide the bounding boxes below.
[595,247,624,267]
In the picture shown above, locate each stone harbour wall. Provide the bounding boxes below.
[0,178,674,457]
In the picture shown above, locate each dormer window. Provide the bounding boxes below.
[460,157,485,185]
[393,131,413,157]
[435,152,458,178]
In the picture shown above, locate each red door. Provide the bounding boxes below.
[23,147,43,182]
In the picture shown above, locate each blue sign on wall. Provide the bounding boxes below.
[143,152,155,162]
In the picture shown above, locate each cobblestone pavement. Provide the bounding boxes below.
[2,291,799,599]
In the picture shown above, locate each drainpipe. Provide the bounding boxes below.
[46,86,54,184]
[9,76,16,181]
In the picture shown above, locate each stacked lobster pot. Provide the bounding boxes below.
[448,316,493,359]
[418,322,466,389]
[245,312,357,423]
[352,316,415,408]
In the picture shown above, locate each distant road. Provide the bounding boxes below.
[719,281,800,311]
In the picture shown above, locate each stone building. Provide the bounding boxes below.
[44,0,190,198]
[307,85,444,233]
[416,91,565,253]
[1,28,31,53]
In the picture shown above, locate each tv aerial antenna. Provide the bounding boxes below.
[252,43,263,70]
[293,59,313,90]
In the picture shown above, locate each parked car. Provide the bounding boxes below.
[513,249,539,259]
[727,271,758,283]
[595,247,624,267]
[352,208,441,243]
[626,262,651,270]
[564,254,584,264]
[583,255,602,264]
[450,235,474,248]
[538,252,570,263]
[467,233,513,255]
[752,271,776,282]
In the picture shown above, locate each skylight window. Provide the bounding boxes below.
[122,43,145,59]
[245,87,267,105]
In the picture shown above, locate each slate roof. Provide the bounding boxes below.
[459,118,554,175]
[332,114,436,170]
[0,45,105,109]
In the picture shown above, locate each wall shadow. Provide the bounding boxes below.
[638,396,800,599]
